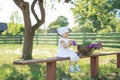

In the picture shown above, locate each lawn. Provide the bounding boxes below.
[0,44,120,80]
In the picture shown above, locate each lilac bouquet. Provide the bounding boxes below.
[88,42,103,50]
[77,39,103,56]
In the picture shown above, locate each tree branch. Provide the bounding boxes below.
[13,0,29,12]
[32,0,45,31]
[65,0,70,3]
[13,0,23,10]
[14,0,45,32]
[38,0,45,23]
[13,0,32,32]
[31,0,39,21]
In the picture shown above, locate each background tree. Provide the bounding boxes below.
[48,16,69,29]
[36,28,46,34]
[47,16,69,33]
[2,11,24,35]
[72,19,95,33]
[71,0,120,33]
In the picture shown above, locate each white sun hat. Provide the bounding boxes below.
[57,27,69,35]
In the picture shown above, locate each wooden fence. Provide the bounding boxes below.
[0,32,120,48]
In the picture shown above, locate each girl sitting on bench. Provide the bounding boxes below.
[57,27,81,73]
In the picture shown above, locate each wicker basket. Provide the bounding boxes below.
[77,45,94,56]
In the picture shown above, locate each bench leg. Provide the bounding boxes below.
[117,54,120,68]
[46,62,56,80]
[90,56,99,78]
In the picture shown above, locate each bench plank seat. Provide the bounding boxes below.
[87,51,120,57]
[13,57,70,65]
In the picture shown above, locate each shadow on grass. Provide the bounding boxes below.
[0,64,27,80]
[0,64,46,80]
[28,64,46,80]
[56,64,72,80]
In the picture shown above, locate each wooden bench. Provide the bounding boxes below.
[13,51,120,80]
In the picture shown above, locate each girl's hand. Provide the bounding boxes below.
[60,40,72,48]
[68,41,72,46]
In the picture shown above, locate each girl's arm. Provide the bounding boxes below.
[60,40,72,48]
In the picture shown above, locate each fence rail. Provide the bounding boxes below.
[0,32,120,48]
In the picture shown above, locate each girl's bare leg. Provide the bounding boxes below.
[69,61,75,72]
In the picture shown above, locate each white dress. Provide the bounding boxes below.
[57,37,79,61]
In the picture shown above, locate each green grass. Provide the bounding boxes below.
[0,44,120,80]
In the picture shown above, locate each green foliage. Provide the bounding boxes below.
[36,28,46,34]
[48,16,69,29]
[72,20,95,33]
[72,26,81,33]
[10,23,23,35]
[71,0,120,33]
[98,25,113,33]
[2,23,24,35]
[113,19,120,32]
[116,23,120,32]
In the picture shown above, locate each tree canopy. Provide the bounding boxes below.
[71,0,120,33]
[48,16,69,29]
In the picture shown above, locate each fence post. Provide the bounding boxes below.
[82,32,86,41]
[20,35,23,44]
[56,35,59,45]
[36,35,39,45]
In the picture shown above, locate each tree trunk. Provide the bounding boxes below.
[22,15,34,59]
[22,31,34,59]
[21,1,34,59]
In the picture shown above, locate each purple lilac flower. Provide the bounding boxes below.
[88,44,93,48]
[84,39,103,50]
[94,44,98,49]
[72,40,76,46]
[99,42,103,49]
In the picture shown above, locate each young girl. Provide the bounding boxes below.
[57,27,81,73]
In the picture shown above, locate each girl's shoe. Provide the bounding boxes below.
[75,64,81,72]
[75,67,81,72]
[69,66,75,73]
